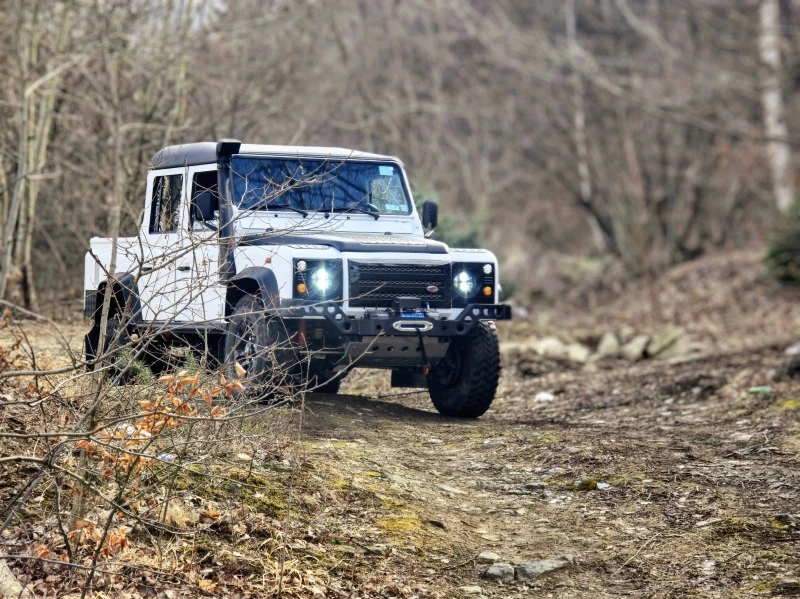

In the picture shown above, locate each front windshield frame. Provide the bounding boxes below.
[230,155,413,216]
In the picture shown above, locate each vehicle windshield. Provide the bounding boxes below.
[230,156,412,215]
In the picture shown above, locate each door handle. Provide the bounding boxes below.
[177,266,191,272]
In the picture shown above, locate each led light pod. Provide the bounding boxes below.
[454,270,477,298]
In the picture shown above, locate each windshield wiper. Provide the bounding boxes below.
[332,204,380,220]
[268,203,308,218]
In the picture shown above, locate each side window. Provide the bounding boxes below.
[190,170,219,229]
[148,174,183,234]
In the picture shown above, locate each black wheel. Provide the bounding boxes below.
[138,337,171,375]
[305,365,344,394]
[223,295,298,400]
[85,311,133,380]
[427,321,500,418]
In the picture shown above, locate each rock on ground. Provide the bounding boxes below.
[533,336,565,358]
[515,557,572,581]
[529,336,591,362]
[657,334,694,361]
[775,579,800,595]
[477,550,500,564]
[484,562,515,582]
[621,335,650,361]
[565,342,590,362]
[595,331,620,359]
[646,328,682,357]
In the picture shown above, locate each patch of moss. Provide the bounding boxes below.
[172,465,209,491]
[755,551,794,563]
[350,479,382,494]
[778,398,800,410]
[223,469,287,516]
[228,469,272,486]
[172,467,287,517]
[747,580,776,594]
[378,495,408,509]
[531,432,560,444]
[376,514,422,535]
[575,478,599,491]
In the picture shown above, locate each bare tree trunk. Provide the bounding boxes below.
[0,2,73,309]
[566,0,607,252]
[0,159,9,225]
[0,11,31,302]
[20,5,73,312]
[759,0,794,214]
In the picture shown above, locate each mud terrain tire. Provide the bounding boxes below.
[427,321,500,418]
[223,294,298,401]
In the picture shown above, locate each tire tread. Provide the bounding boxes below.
[428,321,500,418]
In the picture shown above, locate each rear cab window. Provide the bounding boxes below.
[148,173,183,234]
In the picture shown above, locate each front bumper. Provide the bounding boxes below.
[277,299,511,338]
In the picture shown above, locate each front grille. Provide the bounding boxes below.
[348,262,452,308]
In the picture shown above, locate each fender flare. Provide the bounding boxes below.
[93,272,143,323]
[225,267,280,317]
[85,272,142,368]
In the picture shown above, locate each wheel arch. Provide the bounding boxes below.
[225,267,280,317]
[92,272,143,324]
[85,272,142,368]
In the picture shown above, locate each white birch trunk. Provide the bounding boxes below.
[759,0,794,214]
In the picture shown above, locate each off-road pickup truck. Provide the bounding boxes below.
[84,140,510,417]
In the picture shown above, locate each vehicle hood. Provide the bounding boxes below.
[238,231,450,255]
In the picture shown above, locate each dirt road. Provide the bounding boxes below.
[299,347,799,597]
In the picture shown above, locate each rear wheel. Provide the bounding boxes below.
[85,311,134,381]
[223,295,298,400]
[138,336,171,375]
[427,321,500,418]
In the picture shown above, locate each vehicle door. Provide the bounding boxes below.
[137,169,185,322]
[172,168,225,322]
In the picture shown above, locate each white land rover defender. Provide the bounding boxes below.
[84,140,511,417]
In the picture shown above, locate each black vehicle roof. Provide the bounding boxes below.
[150,142,397,170]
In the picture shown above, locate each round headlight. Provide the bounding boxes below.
[454,270,477,298]
[310,267,332,293]
[483,263,493,275]
[296,260,307,272]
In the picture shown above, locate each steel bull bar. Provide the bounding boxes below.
[277,299,511,338]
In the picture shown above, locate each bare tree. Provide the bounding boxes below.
[759,0,795,214]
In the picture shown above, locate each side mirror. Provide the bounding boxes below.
[422,201,438,229]
[192,191,218,223]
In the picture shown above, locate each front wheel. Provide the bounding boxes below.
[223,295,298,400]
[427,321,501,418]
